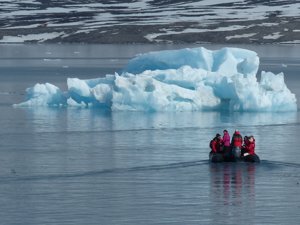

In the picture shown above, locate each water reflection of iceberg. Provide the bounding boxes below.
[218,111,298,127]
[20,108,297,134]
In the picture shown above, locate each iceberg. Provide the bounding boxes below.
[17,83,67,107]
[15,47,297,112]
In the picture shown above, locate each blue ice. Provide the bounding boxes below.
[15,47,297,112]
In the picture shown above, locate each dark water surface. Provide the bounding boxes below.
[0,44,300,225]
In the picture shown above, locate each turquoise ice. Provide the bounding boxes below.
[15,47,297,112]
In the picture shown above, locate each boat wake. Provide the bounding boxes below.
[2,159,300,184]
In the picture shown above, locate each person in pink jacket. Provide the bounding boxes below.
[222,130,231,150]
[222,129,232,161]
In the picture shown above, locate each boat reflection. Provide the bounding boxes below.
[209,163,256,224]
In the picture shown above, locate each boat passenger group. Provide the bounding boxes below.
[209,130,260,163]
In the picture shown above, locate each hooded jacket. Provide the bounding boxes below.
[211,137,223,153]
[231,131,243,148]
[244,137,256,155]
[223,131,231,147]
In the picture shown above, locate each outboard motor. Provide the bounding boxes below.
[232,147,241,161]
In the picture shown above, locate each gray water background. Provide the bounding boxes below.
[0,44,300,225]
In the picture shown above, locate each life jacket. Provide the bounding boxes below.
[223,132,231,147]
[244,139,256,155]
[232,132,243,147]
[210,138,223,153]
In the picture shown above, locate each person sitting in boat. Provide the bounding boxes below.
[243,135,255,155]
[210,133,223,154]
[242,135,260,162]
[242,136,249,153]
[209,133,224,162]
[230,129,243,160]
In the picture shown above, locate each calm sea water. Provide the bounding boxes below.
[0,44,300,225]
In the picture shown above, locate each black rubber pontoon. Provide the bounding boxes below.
[209,152,224,163]
[242,154,260,163]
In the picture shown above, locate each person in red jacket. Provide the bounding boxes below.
[242,135,260,162]
[229,130,243,161]
[209,133,224,162]
[243,135,256,155]
[231,130,243,148]
[210,133,223,154]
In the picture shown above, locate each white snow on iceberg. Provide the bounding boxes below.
[14,47,297,112]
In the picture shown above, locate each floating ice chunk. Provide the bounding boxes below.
[14,83,66,107]
[15,47,297,112]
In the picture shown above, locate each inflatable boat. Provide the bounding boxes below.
[209,150,260,163]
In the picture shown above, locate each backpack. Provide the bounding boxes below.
[209,140,214,149]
